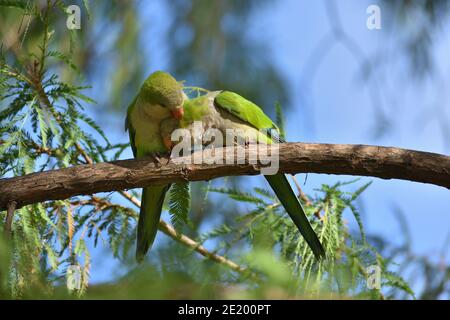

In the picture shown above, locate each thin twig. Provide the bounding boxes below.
[290,175,313,206]
[118,189,252,275]
[74,146,250,274]
[159,219,250,274]
[22,60,253,277]
[69,190,252,275]
[4,201,16,238]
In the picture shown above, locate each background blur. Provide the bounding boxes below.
[1,0,449,299]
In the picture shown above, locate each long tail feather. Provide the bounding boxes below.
[136,185,170,262]
[265,174,325,259]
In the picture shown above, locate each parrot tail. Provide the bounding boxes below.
[136,185,170,262]
[264,174,325,259]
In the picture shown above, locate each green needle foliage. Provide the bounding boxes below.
[0,1,133,297]
[0,0,446,300]
[168,182,192,232]
[198,181,414,299]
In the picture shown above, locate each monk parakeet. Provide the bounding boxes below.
[126,71,325,262]
[163,90,325,259]
[125,71,185,262]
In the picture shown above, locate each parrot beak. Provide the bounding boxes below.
[171,107,184,120]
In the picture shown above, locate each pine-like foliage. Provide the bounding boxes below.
[200,180,414,299]
[168,182,191,232]
[0,1,133,297]
[1,0,445,300]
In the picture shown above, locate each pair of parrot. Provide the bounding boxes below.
[125,71,325,262]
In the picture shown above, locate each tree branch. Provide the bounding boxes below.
[116,189,250,274]
[158,219,249,273]
[1,30,252,276]
[0,142,449,210]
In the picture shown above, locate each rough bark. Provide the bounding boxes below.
[0,142,449,210]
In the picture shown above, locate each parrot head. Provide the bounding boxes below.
[140,71,184,120]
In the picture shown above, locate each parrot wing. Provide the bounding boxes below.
[213,91,325,259]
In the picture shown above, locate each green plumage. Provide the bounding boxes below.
[127,71,324,262]
[182,90,326,259]
[135,185,170,262]
[125,71,184,262]
[215,91,279,131]
[140,71,184,107]
[265,174,325,259]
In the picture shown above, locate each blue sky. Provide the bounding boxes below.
[249,0,450,251]
[85,0,449,291]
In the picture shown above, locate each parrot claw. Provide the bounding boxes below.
[243,140,250,148]
[165,152,172,165]
[144,152,163,167]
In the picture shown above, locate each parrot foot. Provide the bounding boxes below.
[231,139,250,148]
[242,140,251,148]
[144,152,164,167]
[165,152,172,165]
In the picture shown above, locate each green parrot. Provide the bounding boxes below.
[127,71,325,262]
[125,71,186,262]
[163,90,325,260]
